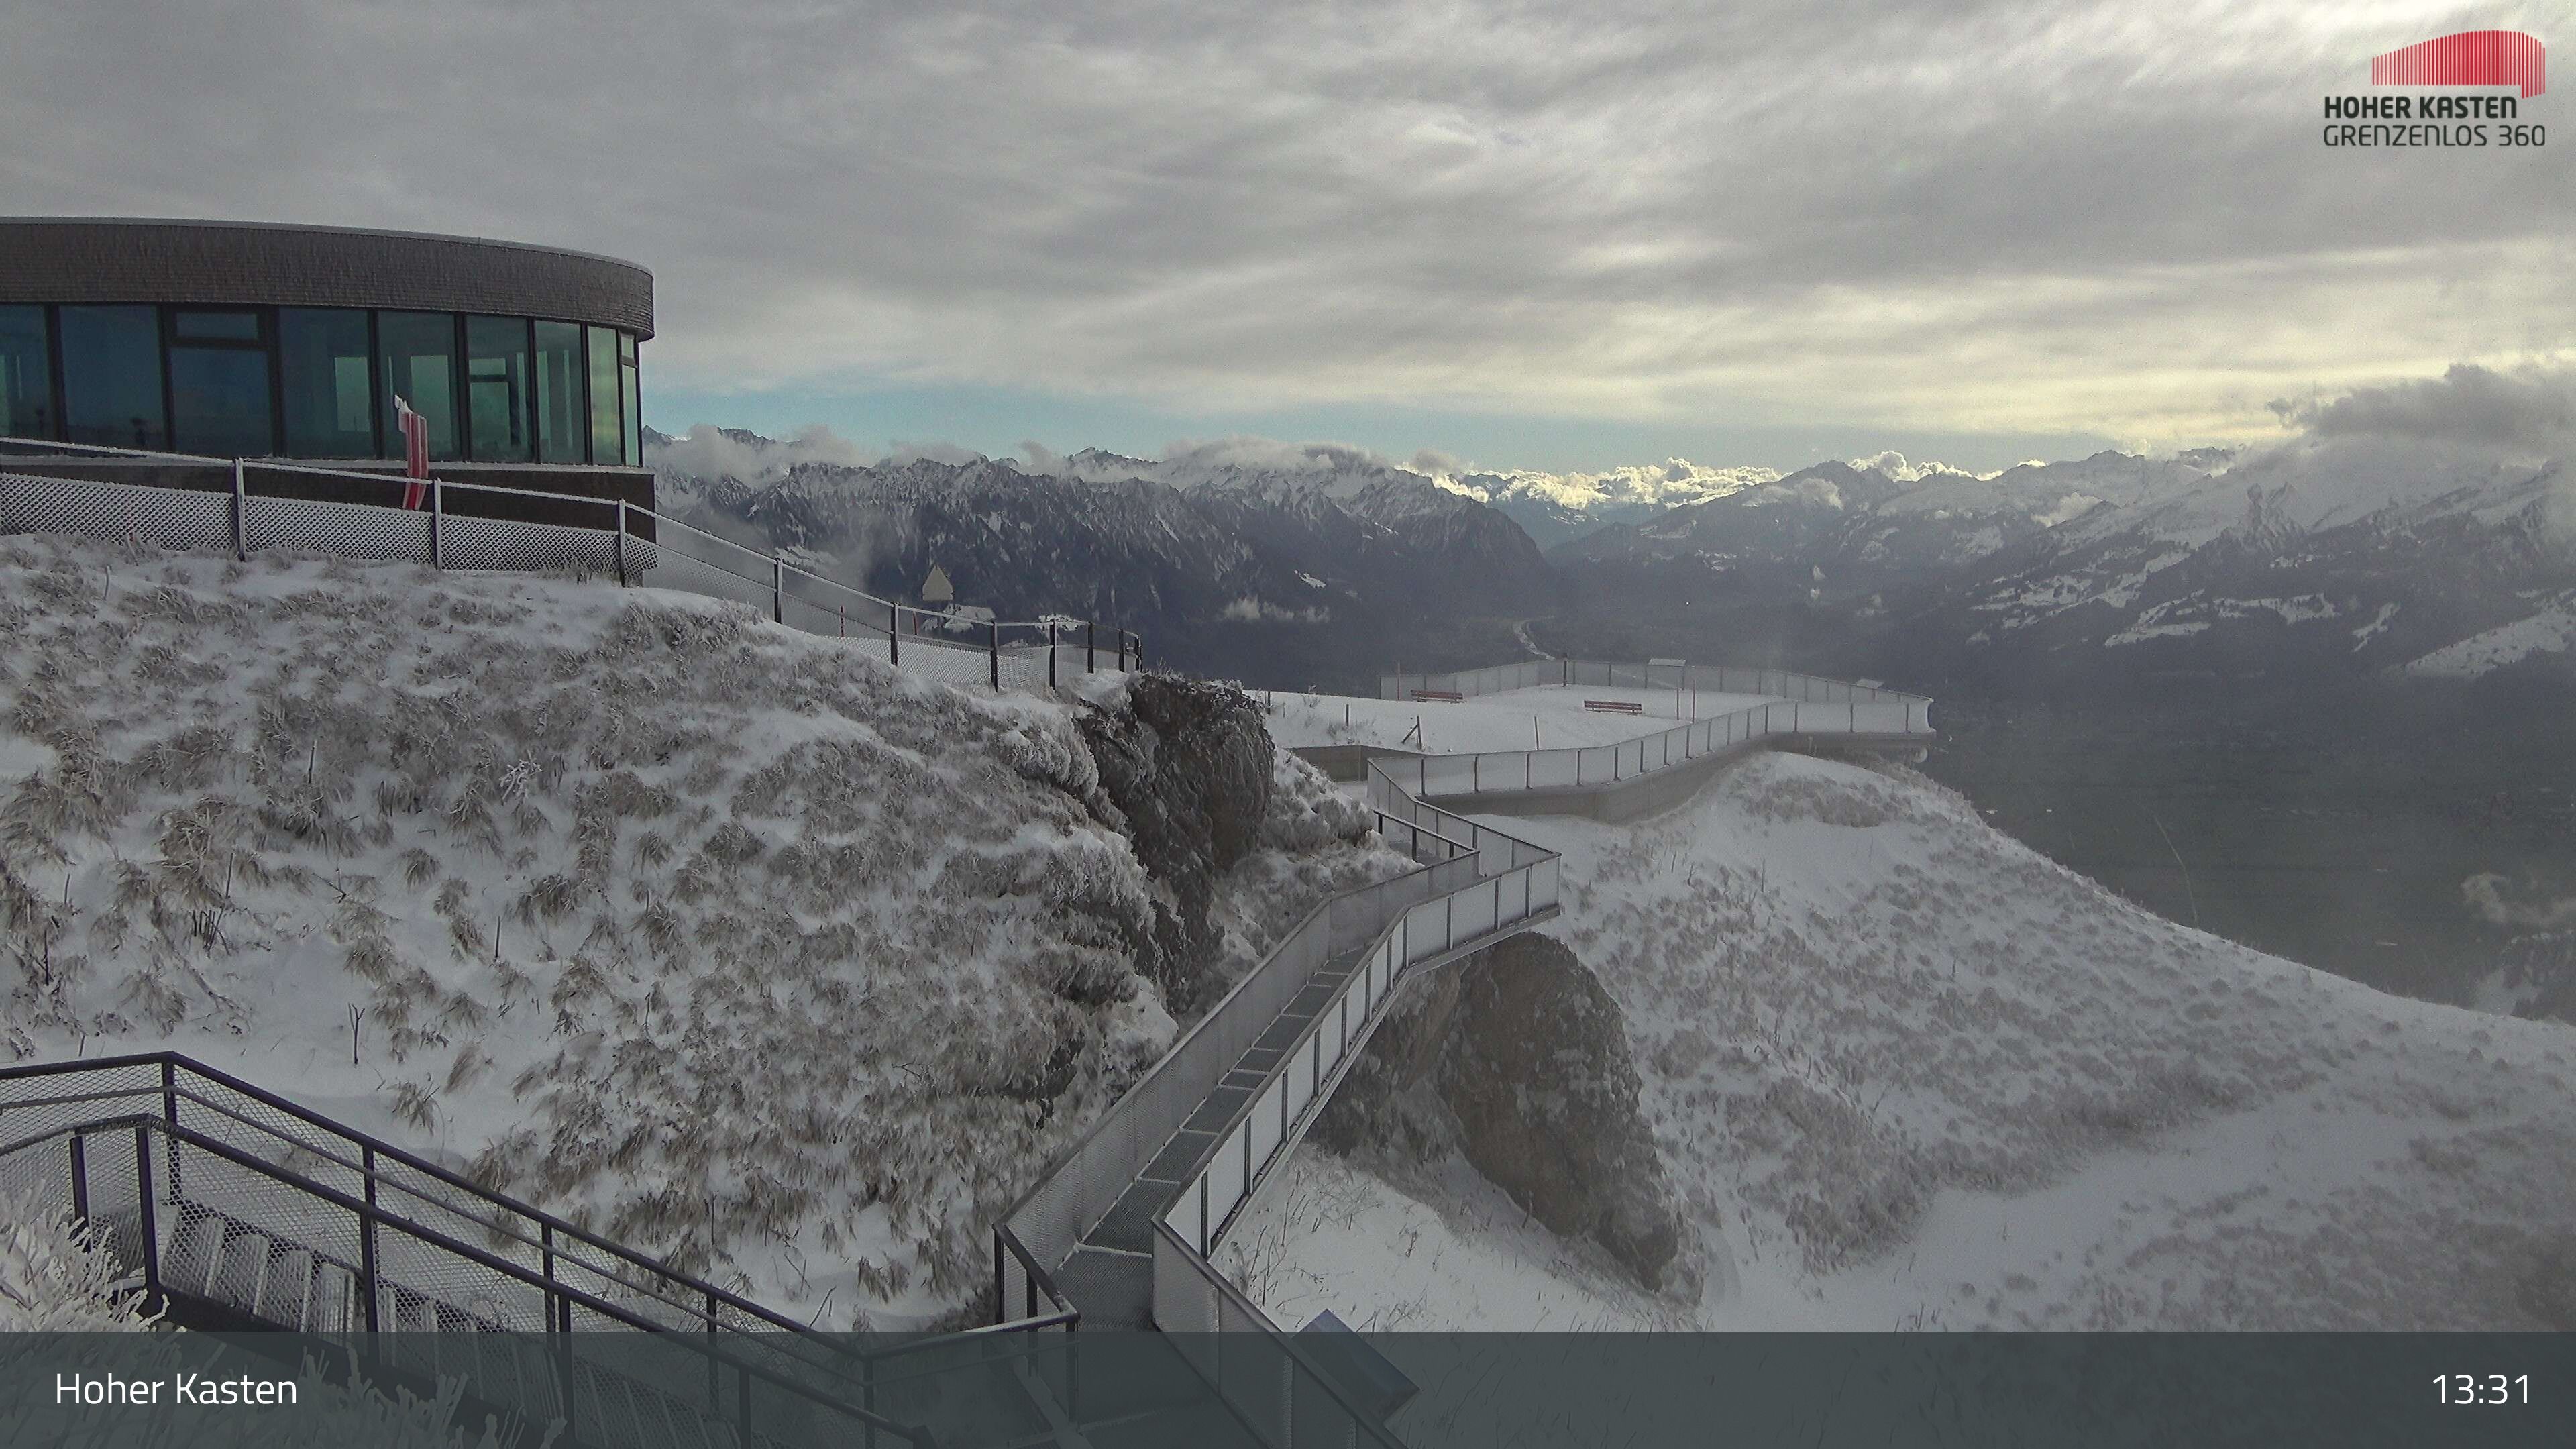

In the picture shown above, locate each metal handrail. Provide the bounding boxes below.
[2,1078,710,1324]
[0,1113,940,1446]
[1152,1221,1406,1449]
[1383,655,1935,708]
[998,755,1559,1330]
[0,1053,881,1373]
[0,435,1146,671]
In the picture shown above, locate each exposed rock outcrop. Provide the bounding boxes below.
[1316,933,1698,1295]
[1075,674,1275,1013]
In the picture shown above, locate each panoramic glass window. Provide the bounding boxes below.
[534,319,585,463]
[166,309,272,457]
[378,310,459,462]
[171,310,262,342]
[0,305,51,439]
[619,331,641,466]
[466,315,533,462]
[277,307,374,458]
[57,305,166,449]
[587,324,621,465]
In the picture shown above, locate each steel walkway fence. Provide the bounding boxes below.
[0,1053,1109,1448]
[0,437,1142,692]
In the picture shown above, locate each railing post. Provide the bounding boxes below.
[133,1127,159,1303]
[1087,620,1096,673]
[1048,621,1058,689]
[68,1132,88,1224]
[771,556,785,625]
[614,500,628,586]
[706,1289,721,1419]
[160,1059,180,1198]
[988,620,1000,690]
[360,1143,380,1334]
[545,1220,577,1442]
[889,602,900,666]
[230,458,248,561]
[429,477,444,568]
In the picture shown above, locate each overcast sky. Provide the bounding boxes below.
[5,1,2566,474]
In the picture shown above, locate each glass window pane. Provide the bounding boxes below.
[534,320,584,463]
[0,305,52,439]
[279,308,374,458]
[619,358,640,466]
[169,345,273,458]
[618,331,636,365]
[466,315,532,462]
[587,325,621,466]
[378,311,459,462]
[58,305,166,449]
[172,310,261,341]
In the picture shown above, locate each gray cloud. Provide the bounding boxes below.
[2274,364,2576,449]
[5,1,2568,443]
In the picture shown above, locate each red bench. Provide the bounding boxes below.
[1411,690,1464,702]
[1582,699,1644,714]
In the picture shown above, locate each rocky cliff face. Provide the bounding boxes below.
[1316,932,1699,1295]
[1074,674,1276,1014]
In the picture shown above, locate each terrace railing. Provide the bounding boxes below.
[0,436,1142,693]
[1374,657,1935,799]
[1383,657,1929,712]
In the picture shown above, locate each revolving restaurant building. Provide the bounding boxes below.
[0,217,653,513]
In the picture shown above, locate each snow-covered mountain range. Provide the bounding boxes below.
[647,427,1549,687]
[657,363,2576,692]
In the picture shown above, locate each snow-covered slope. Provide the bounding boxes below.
[0,533,1389,1328]
[1900,438,2568,681]
[1237,752,2576,1331]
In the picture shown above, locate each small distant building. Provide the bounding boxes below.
[921,564,955,607]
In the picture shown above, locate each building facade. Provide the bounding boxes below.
[0,217,653,512]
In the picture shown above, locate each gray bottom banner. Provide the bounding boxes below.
[1,1331,2565,1448]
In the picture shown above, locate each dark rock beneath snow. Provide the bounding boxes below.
[1316,932,1697,1295]
[1075,672,1275,1014]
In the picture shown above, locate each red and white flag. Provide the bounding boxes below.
[394,396,430,508]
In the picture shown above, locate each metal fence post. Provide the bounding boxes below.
[68,1132,88,1223]
[614,500,628,586]
[889,602,900,666]
[771,557,785,624]
[429,478,444,568]
[988,620,1000,690]
[1087,621,1096,673]
[360,1143,380,1334]
[134,1126,159,1302]
[229,458,248,561]
[1048,622,1058,688]
[160,1059,180,1197]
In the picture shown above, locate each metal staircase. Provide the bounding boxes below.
[0,1055,1099,1449]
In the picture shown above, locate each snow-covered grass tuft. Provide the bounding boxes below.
[0,535,1293,1322]
[0,1191,160,1331]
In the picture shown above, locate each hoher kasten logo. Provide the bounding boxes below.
[2323,30,2546,148]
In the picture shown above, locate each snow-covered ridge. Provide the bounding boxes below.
[0,535,1383,1327]
[1236,752,2576,1333]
